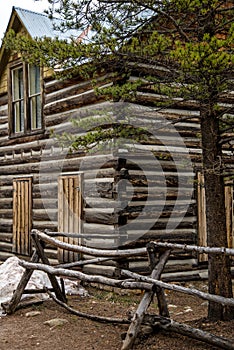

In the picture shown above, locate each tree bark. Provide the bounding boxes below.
[200,107,234,321]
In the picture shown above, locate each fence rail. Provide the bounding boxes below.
[1,229,234,350]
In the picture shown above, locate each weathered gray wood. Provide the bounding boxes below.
[121,269,234,307]
[47,288,130,324]
[31,231,67,303]
[121,248,170,350]
[32,230,147,257]
[145,315,234,350]
[56,256,113,268]
[45,230,117,240]
[148,247,170,318]
[44,90,102,115]
[151,241,234,256]
[84,209,117,225]
[18,260,152,291]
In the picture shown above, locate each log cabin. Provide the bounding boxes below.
[0,7,233,278]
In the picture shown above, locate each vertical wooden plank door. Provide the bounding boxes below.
[12,177,32,255]
[197,172,234,262]
[58,172,83,263]
[197,172,207,262]
[225,185,234,253]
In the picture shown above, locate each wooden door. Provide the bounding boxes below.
[197,172,207,262]
[197,172,233,262]
[12,177,32,255]
[58,172,83,262]
[225,185,234,251]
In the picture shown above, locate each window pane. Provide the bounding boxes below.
[29,65,40,95]
[12,66,24,133]
[29,65,42,130]
[30,95,42,129]
[13,101,24,132]
[12,67,24,101]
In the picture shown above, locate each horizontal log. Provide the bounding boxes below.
[84,208,117,225]
[83,264,118,277]
[0,129,9,138]
[84,181,114,199]
[0,132,47,148]
[33,230,147,257]
[124,187,194,201]
[44,73,112,94]
[44,91,103,115]
[124,234,196,247]
[128,176,194,188]
[121,269,234,307]
[56,256,113,269]
[33,198,58,209]
[44,77,84,94]
[0,114,7,121]
[150,241,234,256]
[0,209,13,219]
[83,223,115,234]
[0,138,49,157]
[124,219,195,231]
[33,209,57,221]
[0,186,13,197]
[125,159,192,172]
[19,259,151,290]
[33,221,58,231]
[85,197,117,208]
[43,248,58,260]
[0,154,43,166]
[45,230,117,240]
[45,112,74,127]
[125,205,195,220]
[45,84,96,105]
[39,154,117,174]
[0,233,12,243]
[0,176,16,186]
[131,228,197,237]
[0,223,13,233]
[0,251,15,262]
[0,94,8,106]
[146,315,234,350]
[0,154,115,175]
[33,183,57,193]
[0,199,13,209]
[0,241,13,252]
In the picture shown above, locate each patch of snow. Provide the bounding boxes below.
[0,257,88,316]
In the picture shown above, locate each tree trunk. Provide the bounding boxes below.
[200,107,233,321]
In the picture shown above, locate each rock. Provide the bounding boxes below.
[43,318,68,328]
[25,311,41,317]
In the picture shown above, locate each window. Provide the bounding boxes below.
[9,62,43,136]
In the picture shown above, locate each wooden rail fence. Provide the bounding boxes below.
[1,229,234,350]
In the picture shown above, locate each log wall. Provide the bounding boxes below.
[0,69,233,276]
[0,75,118,262]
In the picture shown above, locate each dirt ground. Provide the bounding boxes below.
[0,281,233,350]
